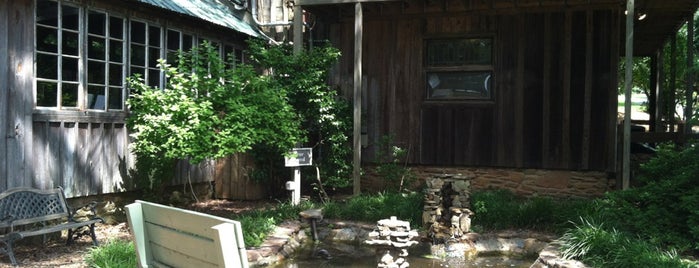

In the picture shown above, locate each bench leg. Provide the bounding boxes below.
[0,239,18,266]
[66,224,100,246]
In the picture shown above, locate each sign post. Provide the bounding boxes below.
[284,148,312,205]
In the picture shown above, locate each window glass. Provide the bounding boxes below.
[36,0,58,26]
[36,53,57,79]
[110,16,123,38]
[88,36,105,60]
[427,72,491,99]
[182,34,193,50]
[131,21,146,44]
[62,56,79,81]
[36,26,58,53]
[88,11,106,35]
[88,85,106,110]
[88,60,105,84]
[426,38,492,66]
[109,63,123,86]
[62,30,79,56]
[425,37,493,100]
[36,81,58,107]
[62,6,79,30]
[61,82,79,107]
[109,40,123,62]
[108,87,123,110]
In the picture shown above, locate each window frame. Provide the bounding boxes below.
[424,35,495,101]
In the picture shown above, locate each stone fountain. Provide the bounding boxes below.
[422,174,478,259]
[365,216,419,268]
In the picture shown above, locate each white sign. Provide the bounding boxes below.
[284,148,313,167]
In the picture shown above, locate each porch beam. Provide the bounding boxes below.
[298,0,397,6]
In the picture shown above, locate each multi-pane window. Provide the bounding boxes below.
[35,0,243,112]
[35,0,81,108]
[425,38,493,100]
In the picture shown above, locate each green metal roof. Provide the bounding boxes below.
[135,0,261,37]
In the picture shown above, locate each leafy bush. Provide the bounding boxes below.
[85,239,137,268]
[374,134,415,193]
[600,142,699,251]
[558,219,696,268]
[245,39,353,191]
[127,41,304,194]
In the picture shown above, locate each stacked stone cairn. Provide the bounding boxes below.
[423,174,474,243]
[365,216,419,268]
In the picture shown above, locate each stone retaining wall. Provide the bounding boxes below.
[363,166,615,198]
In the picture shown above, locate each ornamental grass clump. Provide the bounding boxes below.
[558,219,695,268]
[84,239,137,268]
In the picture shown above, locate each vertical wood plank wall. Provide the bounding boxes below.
[326,5,620,172]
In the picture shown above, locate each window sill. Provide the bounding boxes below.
[33,109,127,124]
[422,99,496,106]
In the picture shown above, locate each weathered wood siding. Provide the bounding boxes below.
[324,3,620,171]
[1,0,35,189]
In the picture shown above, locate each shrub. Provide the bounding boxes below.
[558,219,696,268]
[601,142,699,251]
[84,239,137,268]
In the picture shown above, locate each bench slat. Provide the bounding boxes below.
[12,219,102,238]
[149,241,219,268]
[140,202,241,240]
[144,220,220,265]
[126,200,249,268]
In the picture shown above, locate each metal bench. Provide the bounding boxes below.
[126,200,249,268]
[0,187,104,266]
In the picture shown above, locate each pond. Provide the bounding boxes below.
[270,241,536,268]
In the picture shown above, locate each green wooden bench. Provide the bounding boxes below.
[125,200,249,268]
[0,187,104,266]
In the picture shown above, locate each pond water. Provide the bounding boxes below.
[270,241,536,268]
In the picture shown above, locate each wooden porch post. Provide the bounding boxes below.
[655,48,664,132]
[685,14,695,134]
[670,35,677,131]
[622,0,634,190]
[353,2,363,196]
[649,54,657,132]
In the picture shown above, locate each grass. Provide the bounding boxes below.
[558,219,696,268]
[84,239,137,268]
[470,189,597,233]
[322,191,423,228]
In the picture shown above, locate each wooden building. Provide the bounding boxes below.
[290,0,699,196]
[0,0,261,197]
